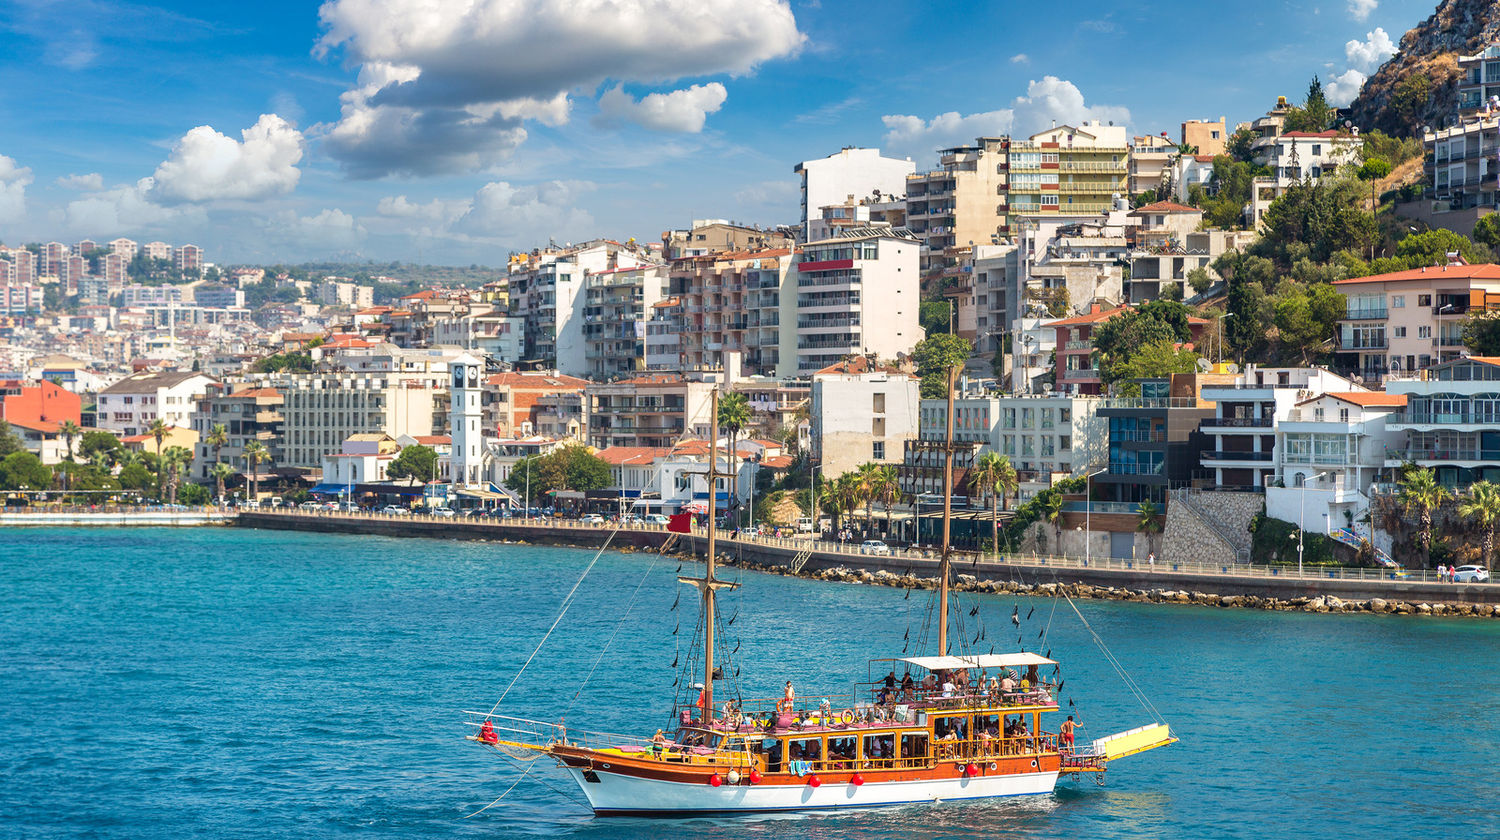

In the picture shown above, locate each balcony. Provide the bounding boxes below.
[1106,462,1165,476]
[1338,335,1387,351]
[1342,306,1387,320]
[1201,416,1274,428]
[1387,447,1500,462]
[1203,450,1274,462]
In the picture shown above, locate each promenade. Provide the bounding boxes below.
[234,509,1500,613]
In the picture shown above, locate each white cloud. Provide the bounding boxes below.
[1345,27,1396,74]
[1348,0,1377,22]
[595,83,727,132]
[260,207,367,255]
[881,77,1128,164]
[1326,69,1368,107]
[1010,53,1029,64]
[313,0,802,176]
[0,155,34,225]
[149,114,304,203]
[61,178,194,235]
[451,180,596,244]
[733,179,798,207]
[375,194,469,224]
[56,172,104,191]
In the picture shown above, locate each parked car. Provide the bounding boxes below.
[579,514,606,525]
[645,513,671,526]
[428,507,456,518]
[381,505,409,516]
[298,501,320,511]
[1452,565,1490,583]
[859,540,892,556]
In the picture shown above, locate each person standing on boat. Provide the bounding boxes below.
[1060,716,1076,752]
[778,680,795,716]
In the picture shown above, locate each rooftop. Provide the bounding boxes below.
[1332,263,1500,285]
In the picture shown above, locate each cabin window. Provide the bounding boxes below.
[862,733,895,763]
[788,737,822,766]
[764,738,783,772]
[900,732,929,764]
[827,736,857,768]
[933,715,969,741]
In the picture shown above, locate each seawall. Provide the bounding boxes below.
[235,511,1500,617]
[1,510,233,527]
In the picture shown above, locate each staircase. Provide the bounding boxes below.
[1171,488,1251,564]
[789,549,814,574]
[1328,527,1398,568]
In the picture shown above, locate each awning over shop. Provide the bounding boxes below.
[307,483,346,495]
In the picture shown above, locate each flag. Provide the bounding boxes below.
[668,512,693,533]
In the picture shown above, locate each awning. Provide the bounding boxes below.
[307,483,346,495]
[893,653,1056,672]
[456,487,505,500]
[550,490,586,500]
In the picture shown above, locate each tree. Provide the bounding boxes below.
[119,461,154,494]
[162,445,192,504]
[387,444,439,482]
[250,352,315,374]
[178,482,211,506]
[1389,74,1431,128]
[1395,228,1491,268]
[1458,481,1500,570]
[972,451,1018,555]
[211,461,235,503]
[0,451,52,491]
[856,461,883,533]
[79,431,124,468]
[870,463,902,538]
[1093,301,1194,386]
[1137,500,1163,559]
[1187,267,1214,295]
[242,440,269,501]
[911,334,972,399]
[1226,126,1256,163]
[206,423,229,469]
[919,300,953,335]
[504,455,544,503]
[1272,282,1344,363]
[1398,467,1451,568]
[718,392,751,512]
[1462,311,1500,356]
[58,420,81,463]
[1255,176,1376,265]
[550,445,612,494]
[1107,339,1202,392]
[146,420,168,498]
[1039,492,1065,557]
[0,420,20,458]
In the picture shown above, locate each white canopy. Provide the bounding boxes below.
[894,653,1056,672]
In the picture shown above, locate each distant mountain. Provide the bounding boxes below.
[1347,0,1500,137]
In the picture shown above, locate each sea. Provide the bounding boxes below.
[3,526,1498,839]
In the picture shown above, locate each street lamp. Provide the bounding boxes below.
[1083,466,1106,564]
[1293,470,1329,576]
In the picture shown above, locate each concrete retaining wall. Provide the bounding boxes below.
[1,511,232,527]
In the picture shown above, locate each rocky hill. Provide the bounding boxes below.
[1347,0,1500,137]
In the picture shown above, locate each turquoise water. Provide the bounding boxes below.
[3,527,1499,839]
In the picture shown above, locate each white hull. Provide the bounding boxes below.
[566,767,1060,815]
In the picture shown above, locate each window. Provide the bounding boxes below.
[1060,435,1071,451]
[1419,326,1432,338]
[872,393,886,413]
[1340,408,1350,422]
[1392,295,1405,308]
[873,441,885,460]
[1394,327,1407,337]
[872,417,886,437]
[1021,408,1034,429]
[1419,294,1432,306]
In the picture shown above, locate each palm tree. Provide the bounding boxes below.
[857,462,884,534]
[147,418,170,499]
[871,464,902,539]
[1398,467,1451,568]
[1136,500,1163,561]
[207,422,229,467]
[161,445,192,504]
[58,420,81,463]
[210,461,235,505]
[242,440,269,502]
[971,451,1019,557]
[1458,480,1500,571]
[1039,492,1065,557]
[717,392,751,517]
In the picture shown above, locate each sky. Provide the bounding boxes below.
[0,0,1439,266]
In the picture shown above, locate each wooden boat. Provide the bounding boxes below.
[468,385,1174,815]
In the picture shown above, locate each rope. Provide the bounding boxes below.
[563,545,662,716]
[486,529,619,718]
[1059,587,1169,729]
[462,760,539,818]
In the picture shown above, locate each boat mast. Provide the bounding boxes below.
[680,387,735,723]
[938,365,958,656]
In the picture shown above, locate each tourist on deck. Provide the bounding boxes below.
[1060,716,1076,751]
[479,719,498,745]
[777,680,795,715]
[954,668,969,692]
[884,669,897,691]
[651,729,668,757]
[921,673,937,694]
[900,671,916,701]
[940,675,956,698]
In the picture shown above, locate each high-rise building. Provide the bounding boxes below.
[175,244,202,276]
[792,227,923,374]
[1456,44,1500,115]
[103,253,129,290]
[42,242,67,275]
[1128,134,1176,196]
[1008,121,1129,222]
[582,263,667,379]
[109,238,138,261]
[794,147,915,239]
[74,239,97,256]
[142,241,172,262]
[905,137,1010,270]
[60,255,86,295]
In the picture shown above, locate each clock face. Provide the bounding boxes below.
[454,369,464,388]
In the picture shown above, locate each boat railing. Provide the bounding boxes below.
[864,682,1060,710]
[462,711,651,753]
[776,733,1057,776]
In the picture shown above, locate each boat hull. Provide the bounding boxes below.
[565,765,1060,816]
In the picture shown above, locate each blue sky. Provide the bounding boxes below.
[0,0,1436,265]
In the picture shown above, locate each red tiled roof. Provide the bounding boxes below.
[410,435,451,445]
[484,372,589,388]
[1130,201,1201,214]
[814,356,903,376]
[1332,264,1500,285]
[761,454,795,469]
[1192,154,1217,162]
[596,446,672,466]
[229,388,282,399]
[1322,392,1407,407]
[1048,305,1130,327]
[7,418,59,433]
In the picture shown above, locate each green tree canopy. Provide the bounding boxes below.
[1272,282,1345,363]
[504,445,612,501]
[919,300,952,335]
[250,352,315,374]
[1092,300,1193,381]
[1105,339,1202,392]
[0,451,52,490]
[118,461,154,493]
[911,333,973,398]
[1394,228,1491,267]
[79,431,125,467]
[0,420,21,458]
[1254,175,1376,266]
[1474,214,1500,250]
[387,444,438,482]
[1357,156,1393,182]
[1462,311,1500,355]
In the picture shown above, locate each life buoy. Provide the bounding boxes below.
[838,708,855,725]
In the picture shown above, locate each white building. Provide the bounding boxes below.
[794,227,923,374]
[794,147,915,239]
[448,353,486,486]
[1266,390,1406,538]
[318,279,375,308]
[810,357,919,478]
[95,370,218,437]
[510,241,653,375]
[276,373,443,468]
[1248,131,1362,225]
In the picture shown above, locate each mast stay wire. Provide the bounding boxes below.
[563,544,664,716]
[1058,585,1170,730]
[485,529,620,718]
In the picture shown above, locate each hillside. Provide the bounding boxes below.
[1347,0,1500,137]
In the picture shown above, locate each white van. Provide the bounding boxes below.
[795,517,814,533]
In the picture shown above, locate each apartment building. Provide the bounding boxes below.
[1014,215,1128,322]
[669,247,795,377]
[1198,367,1364,492]
[1123,202,1256,303]
[482,371,589,439]
[971,243,1023,364]
[644,297,685,370]
[95,370,218,437]
[794,147,915,239]
[1424,112,1500,211]
[509,240,653,375]
[189,384,285,481]
[809,356,918,477]
[1332,263,1500,379]
[0,379,81,431]
[1129,134,1176,196]
[318,279,375,308]
[586,374,717,450]
[1010,121,1130,222]
[175,244,203,276]
[1093,377,1216,506]
[1267,390,1405,533]
[582,263,667,378]
[905,137,1010,270]
[276,373,442,468]
[141,241,172,262]
[1456,44,1500,114]
[1248,96,1295,163]
[793,228,922,374]
[1169,154,1219,202]
[1248,131,1362,224]
[1384,356,1500,489]
[661,221,793,260]
[1181,118,1227,156]
[918,391,1106,502]
[109,238,137,261]
[0,247,36,283]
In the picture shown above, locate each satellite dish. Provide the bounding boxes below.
[1225,362,1241,374]
[1196,357,1212,373]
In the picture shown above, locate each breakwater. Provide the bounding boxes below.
[236,511,1500,616]
[0,509,232,527]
